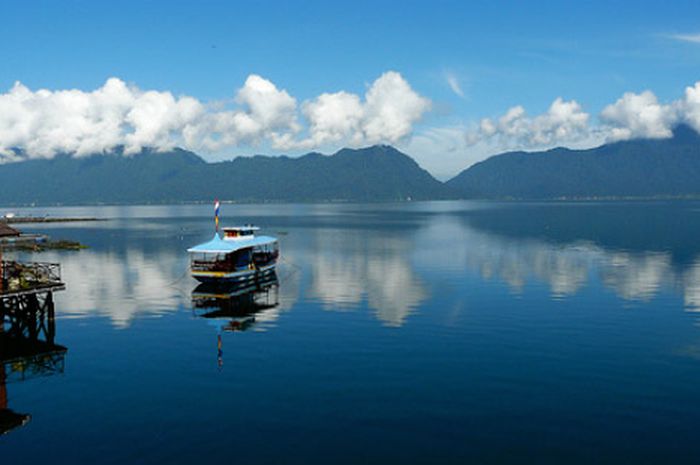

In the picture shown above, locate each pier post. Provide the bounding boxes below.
[0,326,5,411]
[46,292,55,345]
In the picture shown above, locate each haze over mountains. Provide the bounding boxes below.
[0,125,699,205]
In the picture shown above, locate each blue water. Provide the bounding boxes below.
[2,201,700,464]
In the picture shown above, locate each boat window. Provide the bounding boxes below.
[224,229,254,238]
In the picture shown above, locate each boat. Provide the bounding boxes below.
[187,225,279,284]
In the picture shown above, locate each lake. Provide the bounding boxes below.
[2,201,700,464]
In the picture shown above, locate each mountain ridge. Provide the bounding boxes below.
[2,127,700,205]
[0,145,450,205]
[447,124,700,199]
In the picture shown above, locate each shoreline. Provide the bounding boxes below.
[2,217,105,224]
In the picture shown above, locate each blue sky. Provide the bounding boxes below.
[2,0,700,178]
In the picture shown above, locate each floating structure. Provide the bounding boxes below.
[0,261,65,297]
[0,260,66,435]
[188,226,279,283]
[0,224,20,239]
[188,202,279,283]
[0,223,47,247]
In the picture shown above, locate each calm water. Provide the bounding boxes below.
[2,201,700,464]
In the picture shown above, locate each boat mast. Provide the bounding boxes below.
[214,199,220,234]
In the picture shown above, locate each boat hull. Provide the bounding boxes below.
[191,264,277,284]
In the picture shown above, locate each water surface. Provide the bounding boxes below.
[2,201,700,464]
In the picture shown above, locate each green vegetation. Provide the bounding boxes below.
[0,145,449,205]
[2,126,700,204]
[447,125,700,199]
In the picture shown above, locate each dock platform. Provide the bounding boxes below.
[1,261,66,435]
[1,261,65,342]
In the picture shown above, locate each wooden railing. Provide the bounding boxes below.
[1,261,62,294]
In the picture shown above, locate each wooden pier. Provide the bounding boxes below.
[1,261,67,435]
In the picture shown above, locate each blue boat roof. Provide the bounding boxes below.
[187,234,277,254]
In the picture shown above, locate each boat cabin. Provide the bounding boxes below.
[187,226,279,283]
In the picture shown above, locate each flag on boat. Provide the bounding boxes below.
[215,199,220,231]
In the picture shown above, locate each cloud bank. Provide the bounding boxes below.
[0,71,430,161]
[400,79,700,179]
[5,70,700,179]
[466,98,591,148]
[464,80,700,150]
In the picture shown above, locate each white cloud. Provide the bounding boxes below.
[466,97,591,149]
[600,90,675,141]
[445,72,464,98]
[453,81,700,173]
[7,71,700,180]
[405,79,700,178]
[0,78,206,159]
[286,71,430,150]
[189,74,302,151]
[668,33,700,44]
[362,71,431,144]
[678,81,700,133]
[0,71,430,161]
[464,80,700,147]
[300,92,365,148]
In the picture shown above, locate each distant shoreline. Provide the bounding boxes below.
[2,216,106,224]
[3,196,700,209]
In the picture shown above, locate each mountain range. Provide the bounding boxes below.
[0,145,446,205]
[1,125,699,205]
[447,124,700,199]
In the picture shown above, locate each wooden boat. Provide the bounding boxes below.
[188,226,279,283]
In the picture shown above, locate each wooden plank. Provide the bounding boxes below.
[0,284,65,299]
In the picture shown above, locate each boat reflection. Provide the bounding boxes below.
[192,273,280,329]
[0,292,66,435]
[191,274,280,368]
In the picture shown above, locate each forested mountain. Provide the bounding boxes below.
[447,125,700,199]
[0,145,449,205]
[3,126,700,205]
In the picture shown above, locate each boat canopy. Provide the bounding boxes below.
[187,234,277,255]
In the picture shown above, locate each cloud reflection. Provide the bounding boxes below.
[13,203,700,329]
[307,231,427,327]
[53,248,185,328]
[415,213,700,312]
